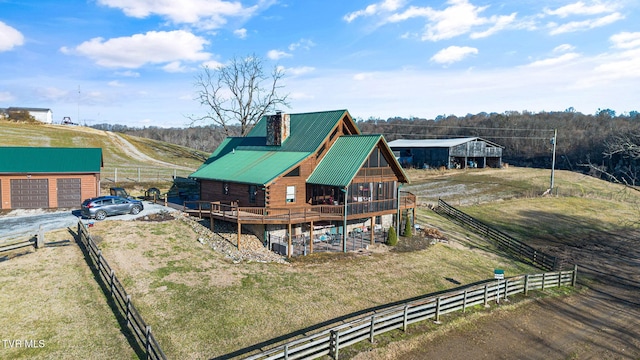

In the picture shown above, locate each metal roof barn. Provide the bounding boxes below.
[388,137,503,169]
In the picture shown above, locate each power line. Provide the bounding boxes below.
[365,133,553,140]
[359,123,556,133]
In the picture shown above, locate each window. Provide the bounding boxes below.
[223,182,230,195]
[249,185,257,203]
[329,127,338,141]
[286,186,296,203]
[316,144,326,159]
[284,167,300,177]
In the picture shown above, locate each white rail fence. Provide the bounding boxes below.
[242,267,577,360]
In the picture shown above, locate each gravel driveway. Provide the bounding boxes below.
[0,201,179,242]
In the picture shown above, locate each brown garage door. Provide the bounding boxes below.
[10,179,49,209]
[57,178,81,208]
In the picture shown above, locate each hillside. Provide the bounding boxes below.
[0,120,209,193]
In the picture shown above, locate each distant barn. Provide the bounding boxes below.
[4,107,53,124]
[388,137,503,169]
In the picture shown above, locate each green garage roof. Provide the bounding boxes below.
[0,147,103,173]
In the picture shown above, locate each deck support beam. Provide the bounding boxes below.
[309,220,314,254]
[370,216,375,245]
[237,221,242,250]
[287,223,292,258]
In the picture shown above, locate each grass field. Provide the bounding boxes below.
[3,120,639,359]
[0,120,208,195]
[0,230,135,360]
[84,214,535,359]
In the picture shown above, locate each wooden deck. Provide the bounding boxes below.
[183,193,416,225]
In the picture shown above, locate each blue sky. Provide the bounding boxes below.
[1,0,639,128]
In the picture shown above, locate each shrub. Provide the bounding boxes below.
[386,226,398,246]
[403,214,412,237]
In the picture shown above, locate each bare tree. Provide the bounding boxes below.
[189,54,289,136]
[603,133,640,186]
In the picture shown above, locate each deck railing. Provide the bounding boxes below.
[183,192,416,224]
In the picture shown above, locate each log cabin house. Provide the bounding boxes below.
[189,109,416,257]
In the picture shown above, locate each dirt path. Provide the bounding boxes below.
[354,229,640,359]
[105,131,194,170]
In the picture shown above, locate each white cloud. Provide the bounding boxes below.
[431,46,478,64]
[344,0,406,22]
[267,49,291,60]
[35,87,70,101]
[115,70,140,77]
[108,80,124,87]
[384,0,514,41]
[163,61,189,72]
[470,13,516,39]
[97,0,260,29]
[283,66,315,76]
[202,60,224,69]
[0,91,15,102]
[554,44,576,53]
[64,30,210,69]
[544,1,618,18]
[525,52,581,67]
[288,39,315,51]
[592,48,640,80]
[610,32,640,49]
[234,28,247,39]
[353,72,375,81]
[0,21,24,52]
[548,12,623,35]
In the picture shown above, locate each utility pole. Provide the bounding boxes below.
[550,129,557,192]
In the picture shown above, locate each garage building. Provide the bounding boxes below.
[0,147,103,210]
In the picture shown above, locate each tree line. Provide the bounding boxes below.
[94,108,640,186]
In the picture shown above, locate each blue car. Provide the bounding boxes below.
[81,195,144,220]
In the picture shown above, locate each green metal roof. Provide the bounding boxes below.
[192,110,357,183]
[307,135,383,187]
[190,150,309,185]
[0,147,103,173]
[242,109,353,152]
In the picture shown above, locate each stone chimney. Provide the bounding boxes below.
[266,111,290,146]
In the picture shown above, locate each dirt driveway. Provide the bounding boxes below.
[355,229,640,359]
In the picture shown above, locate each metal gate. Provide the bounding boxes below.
[10,179,49,209]
[57,178,81,208]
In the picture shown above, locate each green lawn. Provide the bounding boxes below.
[0,230,136,360]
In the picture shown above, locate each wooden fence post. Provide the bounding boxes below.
[524,275,529,296]
[329,330,339,360]
[145,326,151,359]
[126,295,131,327]
[483,284,489,307]
[369,315,376,343]
[572,265,578,287]
[463,290,468,313]
[558,271,562,287]
[504,279,509,300]
[435,297,442,323]
[403,304,409,331]
[284,343,289,360]
[542,273,546,291]
[110,269,115,297]
[36,225,44,249]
